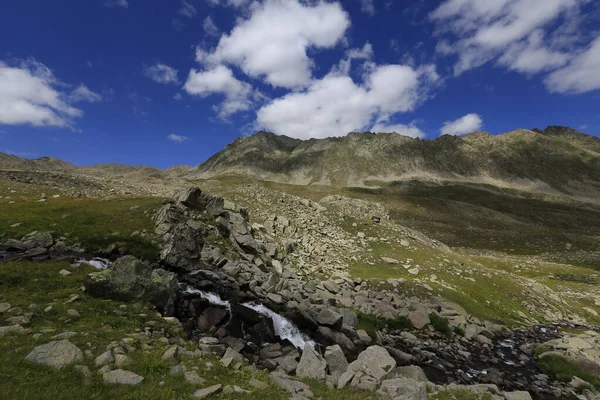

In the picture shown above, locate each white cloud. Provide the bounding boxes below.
[69,84,103,103]
[173,93,183,101]
[440,113,483,136]
[0,59,83,127]
[167,134,189,143]
[430,0,585,75]
[183,64,253,118]
[370,122,425,138]
[334,42,374,75]
[197,0,350,88]
[203,16,220,36]
[105,0,128,8]
[144,63,179,84]
[256,63,438,139]
[359,0,376,15]
[545,35,600,93]
[179,0,197,18]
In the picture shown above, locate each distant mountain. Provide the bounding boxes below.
[0,153,76,171]
[188,126,600,196]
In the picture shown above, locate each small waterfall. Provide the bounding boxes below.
[182,287,232,311]
[244,302,315,349]
[76,257,111,270]
[181,287,314,349]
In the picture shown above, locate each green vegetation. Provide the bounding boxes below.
[355,310,411,339]
[537,354,600,390]
[0,260,374,399]
[429,313,451,336]
[0,180,163,262]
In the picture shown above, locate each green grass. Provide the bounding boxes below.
[355,310,411,339]
[429,389,492,400]
[537,354,600,390]
[429,313,451,336]
[0,260,376,400]
[0,180,163,262]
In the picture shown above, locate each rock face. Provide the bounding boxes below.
[25,340,84,369]
[84,255,177,315]
[296,344,326,381]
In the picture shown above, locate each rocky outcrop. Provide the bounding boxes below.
[0,231,84,262]
[25,340,84,369]
[83,255,178,315]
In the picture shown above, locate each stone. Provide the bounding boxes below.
[317,309,343,330]
[337,308,358,327]
[503,392,534,400]
[0,325,28,337]
[103,369,144,385]
[266,293,283,304]
[377,377,426,400]
[169,365,185,376]
[323,280,339,294]
[0,303,11,313]
[114,354,134,368]
[95,350,115,367]
[84,256,177,316]
[296,344,326,381]
[324,345,348,383]
[357,329,372,344]
[66,309,80,318]
[184,371,206,385]
[28,232,54,248]
[192,384,222,398]
[249,377,269,389]
[394,366,428,382]
[381,257,399,264]
[408,310,430,329]
[339,345,396,388]
[222,347,244,365]
[162,346,179,365]
[270,372,313,397]
[59,269,72,276]
[25,340,83,369]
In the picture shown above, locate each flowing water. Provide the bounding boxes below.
[76,257,111,269]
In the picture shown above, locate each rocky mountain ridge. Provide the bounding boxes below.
[189,126,600,198]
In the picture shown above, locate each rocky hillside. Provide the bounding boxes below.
[188,126,600,197]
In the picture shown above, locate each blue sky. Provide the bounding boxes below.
[1,0,599,168]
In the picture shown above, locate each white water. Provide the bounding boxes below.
[182,287,231,311]
[181,287,314,349]
[76,257,111,270]
[244,302,315,349]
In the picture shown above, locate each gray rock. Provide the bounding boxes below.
[222,347,244,365]
[184,371,206,385]
[103,369,144,385]
[324,345,348,383]
[84,256,177,315]
[337,308,358,327]
[296,344,326,381]
[0,303,11,313]
[0,325,27,337]
[338,345,396,389]
[95,350,115,367]
[160,222,205,272]
[377,377,427,399]
[323,280,339,294]
[161,346,179,365]
[270,372,313,397]
[503,392,534,400]
[317,309,343,330]
[114,354,134,368]
[394,366,428,382]
[408,310,430,330]
[25,340,83,369]
[193,384,222,398]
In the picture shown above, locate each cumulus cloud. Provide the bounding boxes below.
[167,133,188,143]
[0,59,83,127]
[545,35,600,93]
[173,93,183,101]
[440,113,483,136]
[179,0,197,18]
[196,0,350,88]
[144,63,179,84]
[256,64,439,139]
[207,0,251,7]
[184,64,253,118]
[430,0,586,75]
[69,84,103,103]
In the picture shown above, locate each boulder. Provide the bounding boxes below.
[193,384,222,398]
[503,392,534,400]
[296,344,326,381]
[84,256,177,315]
[408,310,430,330]
[160,222,205,271]
[103,369,144,385]
[377,377,427,400]
[394,366,428,382]
[338,345,396,389]
[324,345,348,383]
[317,309,343,330]
[25,340,83,369]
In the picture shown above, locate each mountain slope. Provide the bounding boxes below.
[189,126,600,196]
